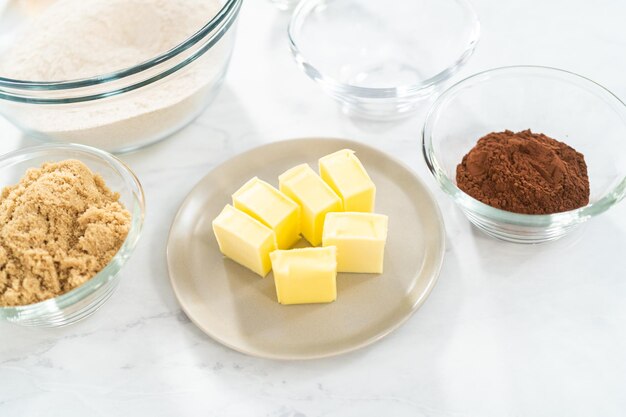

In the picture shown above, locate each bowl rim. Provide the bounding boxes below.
[0,0,242,90]
[288,0,481,98]
[422,65,626,226]
[0,143,145,316]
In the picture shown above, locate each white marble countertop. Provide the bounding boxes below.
[2,0,626,416]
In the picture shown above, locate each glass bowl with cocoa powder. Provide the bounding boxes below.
[0,144,145,326]
[423,66,626,243]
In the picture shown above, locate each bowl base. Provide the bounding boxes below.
[463,208,585,244]
[336,89,441,122]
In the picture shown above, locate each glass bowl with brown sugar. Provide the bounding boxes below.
[0,144,145,326]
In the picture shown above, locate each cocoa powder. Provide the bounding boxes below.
[456,129,589,214]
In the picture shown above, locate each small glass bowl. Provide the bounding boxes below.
[0,0,242,153]
[288,0,480,120]
[0,144,145,326]
[423,66,626,243]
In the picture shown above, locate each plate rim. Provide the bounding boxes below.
[166,137,446,360]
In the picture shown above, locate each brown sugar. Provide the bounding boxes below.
[0,160,131,307]
[456,129,590,214]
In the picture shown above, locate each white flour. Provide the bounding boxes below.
[0,0,228,152]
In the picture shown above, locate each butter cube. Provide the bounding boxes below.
[212,205,277,277]
[270,247,337,305]
[279,164,343,246]
[322,212,388,273]
[318,149,375,212]
[232,177,301,249]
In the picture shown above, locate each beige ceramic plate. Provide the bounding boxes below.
[167,138,445,359]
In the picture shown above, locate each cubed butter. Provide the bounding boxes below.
[232,177,301,249]
[318,149,375,212]
[212,205,277,277]
[279,164,343,246]
[270,246,337,305]
[322,212,388,273]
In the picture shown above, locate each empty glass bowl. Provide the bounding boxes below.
[0,0,242,153]
[288,0,480,120]
[0,144,145,326]
[423,66,626,243]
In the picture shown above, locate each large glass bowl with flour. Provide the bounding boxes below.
[0,0,242,153]
[423,66,626,243]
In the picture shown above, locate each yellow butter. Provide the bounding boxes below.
[270,246,337,305]
[212,205,277,277]
[322,212,388,273]
[279,164,343,247]
[232,177,301,249]
[318,149,375,212]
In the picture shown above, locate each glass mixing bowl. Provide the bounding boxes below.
[0,144,145,326]
[0,0,242,153]
[423,66,626,243]
[288,0,480,120]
